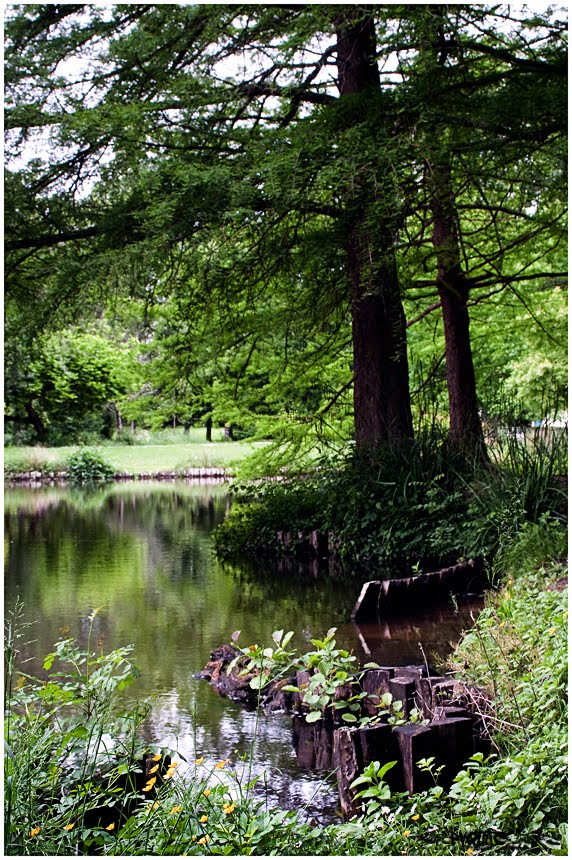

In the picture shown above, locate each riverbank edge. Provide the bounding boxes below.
[4,467,233,484]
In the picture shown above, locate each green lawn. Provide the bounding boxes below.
[4,429,270,475]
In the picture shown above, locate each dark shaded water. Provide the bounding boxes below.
[4,482,482,821]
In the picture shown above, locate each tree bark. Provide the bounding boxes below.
[336,12,413,446]
[429,154,486,459]
[24,400,46,441]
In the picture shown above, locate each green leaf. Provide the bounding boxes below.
[341,712,358,722]
[305,711,322,723]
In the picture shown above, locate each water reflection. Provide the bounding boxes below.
[4,482,482,821]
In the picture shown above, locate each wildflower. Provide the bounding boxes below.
[195,756,205,765]
[215,759,229,769]
[200,815,208,823]
[402,830,411,837]
[30,827,41,837]
[507,579,513,585]
[203,789,211,797]
[106,823,115,831]
[149,764,159,775]
[64,823,75,831]
[466,850,475,856]
[549,627,557,635]
[411,813,420,820]
[223,803,235,815]
[142,776,157,792]
[171,805,182,815]
[152,753,162,761]
[164,761,180,780]
[564,611,568,617]
[198,835,210,844]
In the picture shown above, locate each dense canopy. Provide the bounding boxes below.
[4,3,567,452]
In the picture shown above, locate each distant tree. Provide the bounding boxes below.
[5,321,140,444]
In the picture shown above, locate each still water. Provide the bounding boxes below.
[4,481,482,820]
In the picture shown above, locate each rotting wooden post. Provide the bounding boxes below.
[361,668,395,714]
[428,717,474,785]
[394,723,434,794]
[351,580,383,621]
[333,724,405,817]
[292,716,335,770]
[389,677,417,718]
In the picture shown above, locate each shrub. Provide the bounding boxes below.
[65,448,115,484]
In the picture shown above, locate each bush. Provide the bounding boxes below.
[65,448,115,484]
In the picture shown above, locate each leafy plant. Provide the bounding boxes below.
[65,448,115,484]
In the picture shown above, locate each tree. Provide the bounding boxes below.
[4,4,567,453]
[5,321,140,444]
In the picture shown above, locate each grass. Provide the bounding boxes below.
[3,428,270,476]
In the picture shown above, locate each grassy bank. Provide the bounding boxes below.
[4,518,567,855]
[4,429,270,477]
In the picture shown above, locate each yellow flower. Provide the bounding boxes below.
[164,761,179,780]
[549,627,557,635]
[106,823,115,831]
[466,850,475,855]
[64,823,75,831]
[411,813,420,820]
[223,803,235,815]
[564,610,568,617]
[402,830,411,837]
[30,827,41,837]
[149,764,160,774]
[198,835,210,844]
[200,815,208,823]
[215,759,228,770]
[152,753,161,761]
[171,805,182,815]
[203,789,211,797]
[195,756,205,765]
[507,578,513,585]
[142,776,157,792]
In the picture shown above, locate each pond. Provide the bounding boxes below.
[4,481,483,821]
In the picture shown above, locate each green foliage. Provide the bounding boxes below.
[216,427,567,573]
[65,448,115,485]
[5,321,141,445]
[340,550,568,856]
[227,627,426,729]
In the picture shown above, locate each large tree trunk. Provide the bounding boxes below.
[336,12,413,446]
[430,155,486,459]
